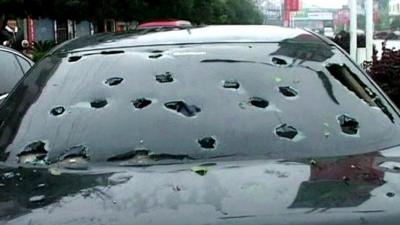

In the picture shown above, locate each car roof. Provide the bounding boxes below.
[51,25,321,54]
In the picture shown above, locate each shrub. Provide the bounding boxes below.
[364,41,400,107]
[32,40,56,62]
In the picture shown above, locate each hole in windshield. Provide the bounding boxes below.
[338,114,359,135]
[223,80,240,89]
[272,57,287,65]
[17,141,48,165]
[249,97,269,108]
[155,72,174,83]
[55,145,89,161]
[68,56,82,62]
[164,101,201,117]
[132,98,152,109]
[275,124,298,140]
[327,64,376,106]
[90,99,108,109]
[326,64,394,122]
[105,77,124,86]
[149,54,163,59]
[198,137,217,149]
[279,86,298,97]
[50,106,65,116]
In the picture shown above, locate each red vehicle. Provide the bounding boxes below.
[137,20,192,29]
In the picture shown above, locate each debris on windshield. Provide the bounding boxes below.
[155,72,174,83]
[37,183,46,188]
[58,156,89,170]
[90,99,108,109]
[323,123,331,138]
[191,166,208,176]
[105,77,124,86]
[172,185,182,192]
[68,56,82,62]
[198,137,217,149]
[309,159,317,166]
[275,124,298,140]
[164,101,201,117]
[17,141,48,165]
[50,106,66,116]
[249,97,269,108]
[342,176,350,185]
[274,77,283,83]
[223,80,240,89]
[29,195,46,203]
[338,114,359,135]
[2,172,15,179]
[48,167,62,176]
[279,86,298,97]
[132,98,152,109]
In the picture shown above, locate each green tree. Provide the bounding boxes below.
[0,0,263,25]
[376,0,390,31]
[357,15,365,30]
[391,16,400,31]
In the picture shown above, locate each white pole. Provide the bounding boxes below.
[349,0,357,60]
[365,0,374,61]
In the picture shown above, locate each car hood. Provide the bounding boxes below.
[1,147,400,225]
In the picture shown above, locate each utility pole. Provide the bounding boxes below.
[365,0,374,61]
[349,0,357,60]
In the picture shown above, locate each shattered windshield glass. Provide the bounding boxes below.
[0,34,399,167]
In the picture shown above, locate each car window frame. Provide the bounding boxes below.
[0,48,33,103]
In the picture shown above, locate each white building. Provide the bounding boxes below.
[256,0,282,25]
[389,0,400,16]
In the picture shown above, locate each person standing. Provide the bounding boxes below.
[0,18,25,51]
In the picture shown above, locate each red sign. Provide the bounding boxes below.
[27,16,35,43]
[336,8,350,24]
[285,0,300,12]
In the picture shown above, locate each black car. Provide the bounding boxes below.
[1,26,400,225]
[0,46,33,103]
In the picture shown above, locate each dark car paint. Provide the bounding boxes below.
[2,150,400,225]
[1,25,400,225]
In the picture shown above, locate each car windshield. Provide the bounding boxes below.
[0,33,399,167]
